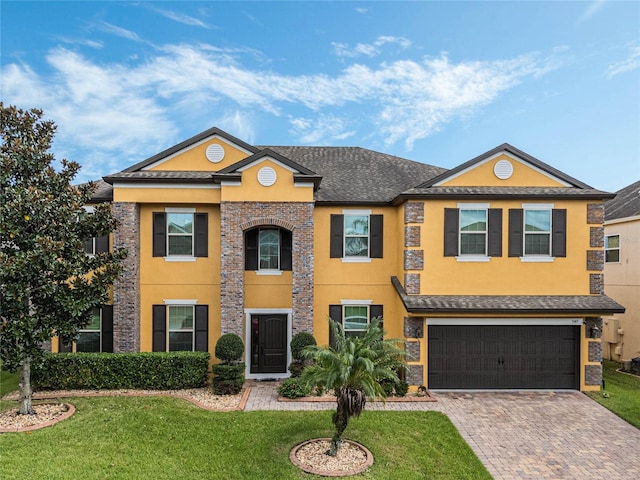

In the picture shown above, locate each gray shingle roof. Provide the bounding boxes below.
[104,171,215,183]
[263,146,446,203]
[392,277,625,315]
[398,186,615,201]
[605,180,640,221]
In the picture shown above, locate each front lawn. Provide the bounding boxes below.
[0,395,490,480]
[586,360,640,428]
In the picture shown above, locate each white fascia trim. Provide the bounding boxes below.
[341,257,372,263]
[141,134,254,170]
[434,152,573,187]
[164,256,197,262]
[165,207,196,213]
[294,182,315,188]
[457,203,490,209]
[221,180,242,187]
[605,215,640,226]
[342,209,372,215]
[340,299,373,305]
[426,317,584,326]
[113,183,219,189]
[237,157,300,174]
[456,256,491,262]
[164,299,198,305]
[520,256,555,263]
[522,203,554,209]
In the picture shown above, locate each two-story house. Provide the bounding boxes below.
[61,126,624,391]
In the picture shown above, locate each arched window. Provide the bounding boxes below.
[244,227,292,271]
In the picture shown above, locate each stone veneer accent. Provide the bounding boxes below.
[404,273,421,294]
[406,341,420,362]
[587,250,604,271]
[408,364,424,386]
[220,202,314,338]
[590,273,604,294]
[587,203,604,224]
[588,341,603,362]
[404,226,421,247]
[404,250,424,270]
[112,202,140,352]
[585,364,602,386]
[404,317,424,338]
[590,226,604,248]
[404,202,424,224]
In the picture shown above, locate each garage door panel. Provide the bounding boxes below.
[428,324,579,389]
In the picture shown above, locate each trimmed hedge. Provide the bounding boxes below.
[32,352,210,390]
[277,377,311,399]
[211,364,245,395]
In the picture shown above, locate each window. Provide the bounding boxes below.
[244,227,292,271]
[168,305,194,351]
[76,308,102,352]
[330,212,383,259]
[459,209,487,255]
[152,304,208,352]
[80,207,109,255]
[167,213,193,256]
[508,207,566,259]
[605,235,620,263]
[524,209,551,255]
[444,207,502,258]
[58,305,113,353]
[153,211,208,258]
[328,304,383,343]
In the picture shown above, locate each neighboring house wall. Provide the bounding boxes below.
[603,216,640,360]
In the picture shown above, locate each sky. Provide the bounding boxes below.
[1,1,639,192]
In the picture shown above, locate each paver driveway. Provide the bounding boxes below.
[245,383,640,479]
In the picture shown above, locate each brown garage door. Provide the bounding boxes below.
[428,325,580,389]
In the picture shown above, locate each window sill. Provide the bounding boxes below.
[455,256,490,262]
[520,256,555,263]
[164,256,197,262]
[341,257,372,263]
[255,270,283,276]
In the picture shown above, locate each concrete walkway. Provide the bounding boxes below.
[245,382,640,479]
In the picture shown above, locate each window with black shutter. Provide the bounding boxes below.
[329,213,383,259]
[244,227,292,271]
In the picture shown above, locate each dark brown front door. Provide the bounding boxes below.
[250,314,288,374]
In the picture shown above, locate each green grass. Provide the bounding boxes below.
[0,395,491,480]
[586,360,640,428]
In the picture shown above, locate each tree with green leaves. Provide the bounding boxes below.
[0,104,126,415]
[300,317,408,456]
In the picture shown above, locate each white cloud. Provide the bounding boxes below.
[577,0,606,24]
[0,42,557,178]
[607,44,640,79]
[149,6,212,28]
[355,8,367,14]
[332,36,412,58]
[98,21,142,42]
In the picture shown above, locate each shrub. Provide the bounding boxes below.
[277,377,311,399]
[290,332,317,360]
[215,333,244,364]
[380,379,395,397]
[31,352,210,390]
[288,361,306,378]
[212,334,245,395]
[395,381,409,397]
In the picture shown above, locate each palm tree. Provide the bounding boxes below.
[300,317,408,456]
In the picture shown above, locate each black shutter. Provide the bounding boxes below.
[444,208,459,256]
[95,235,109,254]
[195,305,208,352]
[370,304,383,334]
[194,213,208,257]
[487,208,503,257]
[153,213,166,257]
[508,209,524,257]
[370,215,383,258]
[101,305,114,353]
[245,229,258,270]
[59,337,72,353]
[152,305,166,352]
[280,229,292,271]
[552,209,567,257]
[330,215,344,258]
[329,305,342,348]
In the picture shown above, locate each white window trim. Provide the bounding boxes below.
[76,308,102,353]
[341,257,372,263]
[520,256,555,263]
[456,256,491,262]
[163,299,198,305]
[522,205,553,257]
[605,234,621,263]
[256,270,283,276]
[342,210,372,260]
[343,304,370,333]
[167,304,195,352]
[340,299,373,305]
[458,206,489,257]
[165,208,196,259]
[258,228,280,271]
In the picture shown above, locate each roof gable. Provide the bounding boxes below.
[419,144,593,189]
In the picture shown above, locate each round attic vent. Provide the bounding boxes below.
[205,143,225,163]
[494,159,514,180]
[257,167,277,187]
